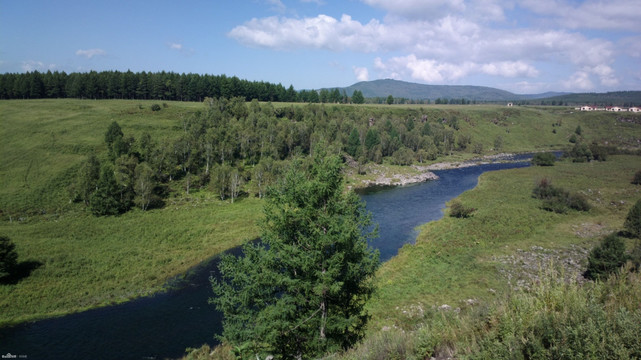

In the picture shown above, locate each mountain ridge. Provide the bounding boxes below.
[331,79,569,102]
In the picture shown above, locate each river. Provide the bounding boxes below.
[0,156,533,360]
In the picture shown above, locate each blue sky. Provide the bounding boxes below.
[1,0,640,93]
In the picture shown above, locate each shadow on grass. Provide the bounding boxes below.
[0,260,43,285]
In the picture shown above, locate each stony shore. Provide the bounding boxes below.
[355,153,530,188]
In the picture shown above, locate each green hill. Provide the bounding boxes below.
[340,79,519,101]
[334,79,641,105]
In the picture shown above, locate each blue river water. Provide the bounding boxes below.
[0,156,533,360]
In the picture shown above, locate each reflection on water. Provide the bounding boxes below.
[0,160,531,359]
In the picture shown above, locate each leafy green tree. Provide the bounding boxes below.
[346,128,361,157]
[386,94,394,105]
[0,235,18,279]
[134,162,155,211]
[624,199,641,238]
[211,153,379,359]
[584,233,628,280]
[76,153,101,205]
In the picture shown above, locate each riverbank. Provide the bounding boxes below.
[346,152,539,189]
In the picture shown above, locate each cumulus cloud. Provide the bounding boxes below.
[375,55,539,83]
[229,14,393,52]
[562,71,594,90]
[353,66,369,81]
[76,48,106,59]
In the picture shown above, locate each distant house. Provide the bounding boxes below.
[507,102,513,107]
[580,106,594,111]
[630,107,641,113]
[607,106,625,112]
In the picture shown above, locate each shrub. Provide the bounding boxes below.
[0,235,18,279]
[450,200,475,218]
[532,178,590,213]
[151,104,161,111]
[391,147,415,165]
[566,143,593,162]
[632,170,641,185]
[624,199,641,238]
[584,233,628,281]
[531,152,556,166]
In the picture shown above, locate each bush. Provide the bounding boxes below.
[624,199,641,238]
[532,178,590,213]
[584,233,628,281]
[391,147,415,165]
[632,170,641,185]
[450,200,475,218]
[151,104,161,111]
[0,235,18,279]
[566,143,592,162]
[531,152,556,166]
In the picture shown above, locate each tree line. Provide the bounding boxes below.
[0,70,348,103]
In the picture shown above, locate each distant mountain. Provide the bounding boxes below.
[326,79,640,105]
[338,79,521,101]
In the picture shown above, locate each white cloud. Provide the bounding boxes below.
[75,48,106,59]
[229,14,391,52]
[169,42,183,50]
[374,55,539,83]
[353,66,369,81]
[562,71,594,91]
[21,60,56,72]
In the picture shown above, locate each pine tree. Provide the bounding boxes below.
[624,199,641,238]
[346,128,361,157]
[211,152,379,359]
[90,164,121,216]
[584,233,628,280]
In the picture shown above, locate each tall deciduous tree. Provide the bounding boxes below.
[211,152,379,359]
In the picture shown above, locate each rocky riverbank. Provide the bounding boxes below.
[347,153,534,189]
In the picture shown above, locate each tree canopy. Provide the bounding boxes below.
[211,151,380,359]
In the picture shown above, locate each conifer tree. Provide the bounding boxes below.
[211,151,379,359]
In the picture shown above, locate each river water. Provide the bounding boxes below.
[0,156,532,360]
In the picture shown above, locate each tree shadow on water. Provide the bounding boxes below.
[0,260,43,285]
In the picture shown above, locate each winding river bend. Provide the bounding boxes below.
[0,156,532,360]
